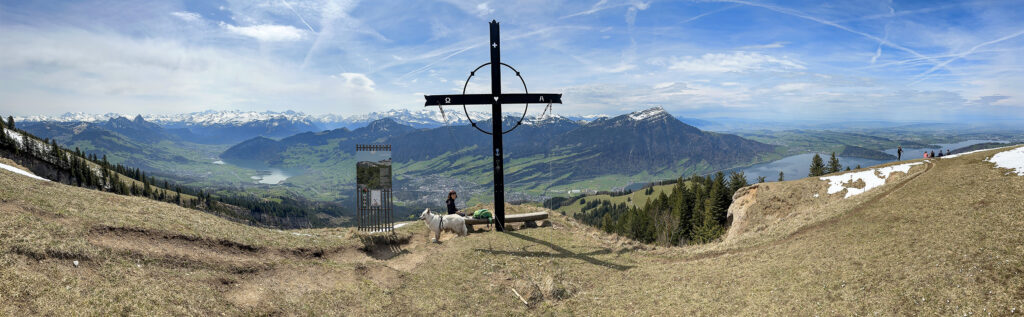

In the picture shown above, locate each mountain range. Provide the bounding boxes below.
[16,106,778,214]
[220,107,778,204]
[18,108,725,144]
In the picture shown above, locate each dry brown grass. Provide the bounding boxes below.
[1,146,1023,315]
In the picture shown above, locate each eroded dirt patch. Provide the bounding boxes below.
[91,226,263,254]
[88,226,273,273]
[357,233,412,260]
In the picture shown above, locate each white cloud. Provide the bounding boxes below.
[170,11,201,22]
[220,22,305,42]
[476,2,494,16]
[336,73,376,91]
[665,51,804,73]
[0,26,395,116]
[970,95,1011,106]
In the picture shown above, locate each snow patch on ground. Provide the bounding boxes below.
[987,146,1024,176]
[4,128,24,147]
[0,162,48,181]
[943,144,1016,159]
[820,162,922,198]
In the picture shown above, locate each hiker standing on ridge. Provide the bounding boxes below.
[446,190,465,217]
[897,146,903,160]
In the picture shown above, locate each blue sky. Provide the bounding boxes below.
[1,0,1022,122]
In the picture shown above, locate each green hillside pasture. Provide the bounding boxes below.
[552,183,678,216]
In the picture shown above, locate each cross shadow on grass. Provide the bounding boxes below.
[474,231,634,271]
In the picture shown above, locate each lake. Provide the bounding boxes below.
[249,168,295,185]
[735,139,1005,183]
[222,159,301,185]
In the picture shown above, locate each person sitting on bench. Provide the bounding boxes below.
[446,190,466,217]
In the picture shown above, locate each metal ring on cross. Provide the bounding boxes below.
[460,62,529,135]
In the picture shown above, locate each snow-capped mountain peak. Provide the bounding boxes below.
[17,108,623,130]
[627,107,669,121]
[18,112,124,123]
[142,110,317,126]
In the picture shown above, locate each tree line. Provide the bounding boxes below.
[561,149,876,246]
[808,152,857,177]
[572,171,749,246]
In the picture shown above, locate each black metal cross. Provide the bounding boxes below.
[424,20,562,232]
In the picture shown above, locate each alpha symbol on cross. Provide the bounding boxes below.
[423,20,562,232]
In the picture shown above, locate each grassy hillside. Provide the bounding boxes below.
[550,183,676,216]
[2,146,1023,314]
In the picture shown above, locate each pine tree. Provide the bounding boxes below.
[757,176,766,183]
[826,152,842,174]
[143,178,152,198]
[7,116,13,129]
[727,171,749,197]
[710,172,729,225]
[601,213,614,233]
[671,181,693,245]
[22,134,32,155]
[809,154,825,177]
[694,191,725,244]
[778,171,784,181]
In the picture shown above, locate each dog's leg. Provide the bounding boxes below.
[434,219,441,242]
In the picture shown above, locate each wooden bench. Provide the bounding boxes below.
[464,211,548,231]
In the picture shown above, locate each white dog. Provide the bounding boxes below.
[419,208,467,242]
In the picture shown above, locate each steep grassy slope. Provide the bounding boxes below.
[2,146,1023,315]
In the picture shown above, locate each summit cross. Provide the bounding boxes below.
[423,20,562,232]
